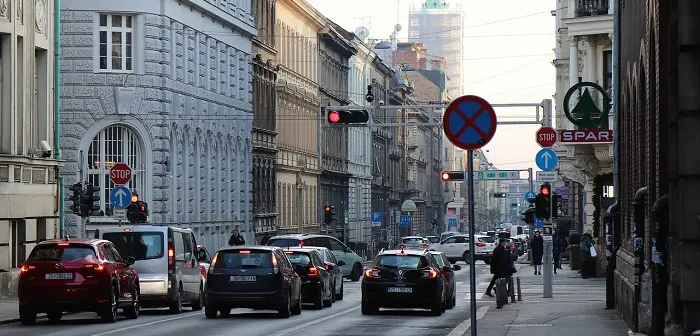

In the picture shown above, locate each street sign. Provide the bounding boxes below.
[109,186,132,209]
[563,82,611,129]
[442,95,498,150]
[524,191,537,201]
[559,129,613,143]
[536,171,558,182]
[448,218,457,227]
[542,225,554,235]
[506,192,522,198]
[473,170,520,180]
[113,209,127,220]
[535,126,557,148]
[399,215,413,228]
[371,212,382,227]
[535,148,558,171]
[534,218,544,229]
[109,162,132,185]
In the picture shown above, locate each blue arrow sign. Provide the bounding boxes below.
[524,191,536,202]
[110,186,132,209]
[448,218,457,227]
[534,218,544,229]
[535,148,558,171]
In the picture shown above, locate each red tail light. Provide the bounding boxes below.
[84,264,105,271]
[299,241,305,247]
[272,254,279,274]
[208,253,218,275]
[475,242,486,247]
[308,267,319,277]
[399,244,407,249]
[199,265,207,279]
[420,244,429,249]
[421,269,439,279]
[168,242,175,271]
[364,268,379,278]
[19,265,35,273]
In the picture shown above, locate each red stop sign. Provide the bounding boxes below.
[535,126,557,148]
[109,162,132,185]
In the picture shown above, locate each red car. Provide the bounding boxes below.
[18,238,140,324]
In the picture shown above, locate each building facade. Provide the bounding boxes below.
[318,21,354,242]
[275,0,323,235]
[0,0,60,269]
[251,0,278,242]
[346,35,372,245]
[58,0,256,250]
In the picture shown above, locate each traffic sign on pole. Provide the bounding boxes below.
[537,171,558,182]
[535,126,557,148]
[371,212,382,227]
[109,186,132,209]
[442,95,498,151]
[535,148,558,171]
[524,191,537,201]
[109,162,132,185]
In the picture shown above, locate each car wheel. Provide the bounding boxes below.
[330,281,336,303]
[462,251,471,264]
[335,281,344,301]
[219,308,231,317]
[101,287,118,323]
[123,287,140,319]
[452,293,457,307]
[47,310,62,324]
[169,286,183,314]
[291,292,302,316]
[19,305,36,325]
[361,299,376,315]
[204,304,217,319]
[191,284,204,311]
[312,287,323,310]
[323,286,333,308]
[277,293,291,318]
[431,293,443,316]
[350,263,362,282]
[446,290,454,309]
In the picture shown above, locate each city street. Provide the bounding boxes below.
[0,262,497,336]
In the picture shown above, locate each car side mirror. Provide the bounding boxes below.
[442,266,452,273]
[453,265,462,271]
[336,260,346,266]
[324,262,335,269]
[126,256,136,265]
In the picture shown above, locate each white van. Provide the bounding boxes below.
[94,225,204,314]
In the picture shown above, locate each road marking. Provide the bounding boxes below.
[446,305,490,336]
[91,311,203,336]
[270,305,360,336]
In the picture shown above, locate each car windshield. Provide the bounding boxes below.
[402,238,424,245]
[376,255,428,269]
[284,252,312,265]
[267,238,301,247]
[216,250,272,268]
[103,231,164,261]
[28,244,97,262]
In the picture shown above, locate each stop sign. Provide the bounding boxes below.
[536,126,557,147]
[109,162,132,185]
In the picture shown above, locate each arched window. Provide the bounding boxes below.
[86,125,145,213]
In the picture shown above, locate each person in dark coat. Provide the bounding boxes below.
[489,238,510,308]
[484,238,508,297]
[580,231,596,278]
[228,230,245,246]
[530,230,544,275]
[552,230,568,274]
[260,233,270,246]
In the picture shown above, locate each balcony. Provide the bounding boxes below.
[564,0,613,36]
[576,0,608,17]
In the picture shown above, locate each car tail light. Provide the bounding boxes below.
[272,254,279,274]
[299,241,305,247]
[364,268,379,278]
[19,265,34,273]
[308,267,319,277]
[475,242,486,247]
[208,253,218,275]
[168,242,175,271]
[421,269,439,279]
[239,250,251,254]
[399,244,407,249]
[420,244,429,249]
[84,264,105,271]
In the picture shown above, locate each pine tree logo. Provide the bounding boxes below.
[563,82,611,129]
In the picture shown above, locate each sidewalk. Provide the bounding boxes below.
[0,299,19,325]
[467,263,638,336]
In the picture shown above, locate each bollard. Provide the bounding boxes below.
[517,276,523,301]
[510,276,516,303]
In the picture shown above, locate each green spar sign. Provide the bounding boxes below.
[562,81,611,129]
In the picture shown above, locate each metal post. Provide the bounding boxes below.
[466,150,477,336]
[528,168,534,266]
[543,185,553,298]
[516,276,522,301]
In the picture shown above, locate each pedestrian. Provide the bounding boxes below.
[490,238,510,309]
[260,233,270,245]
[552,230,567,273]
[580,231,596,278]
[505,241,517,301]
[228,230,245,246]
[530,230,544,275]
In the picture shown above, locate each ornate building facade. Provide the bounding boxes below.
[59,0,256,250]
[0,0,60,268]
[275,0,323,234]
[251,0,278,242]
[318,21,354,242]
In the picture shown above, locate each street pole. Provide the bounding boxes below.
[528,168,534,265]
[543,183,553,298]
[466,150,477,336]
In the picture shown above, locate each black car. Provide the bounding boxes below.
[429,251,461,309]
[282,248,333,309]
[304,246,345,301]
[205,246,302,318]
[361,248,447,316]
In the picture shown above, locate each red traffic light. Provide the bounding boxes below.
[140,204,146,212]
[441,172,450,181]
[540,184,550,195]
[324,205,332,213]
[440,171,465,181]
[328,111,341,123]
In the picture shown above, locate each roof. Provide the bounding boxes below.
[269,234,327,239]
[378,249,428,256]
[218,246,278,252]
[39,238,103,245]
[281,246,324,253]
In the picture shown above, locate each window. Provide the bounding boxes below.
[85,125,145,214]
[104,231,164,261]
[328,238,345,252]
[603,50,613,93]
[101,244,117,261]
[99,14,134,71]
[28,244,97,261]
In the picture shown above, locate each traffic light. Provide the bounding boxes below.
[535,184,551,219]
[80,183,100,217]
[327,110,369,124]
[492,192,506,198]
[126,193,148,223]
[552,194,562,218]
[522,207,536,224]
[68,183,83,216]
[324,205,336,224]
[441,171,465,181]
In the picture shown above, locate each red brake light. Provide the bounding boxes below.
[20,265,35,273]
[272,254,279,274]
[364,268,379,278]
[58,243,69,246]
[308,267,319,277]
[299,241,305,247]
[284,251,294,254]
[85,264,104,271]
[239,250,251,254]
[420,244,429,249]
[168,242,175,271]
[208,253,218,275]
[399,244,407,249]
[421,269,439,279]
[475,242,486,247]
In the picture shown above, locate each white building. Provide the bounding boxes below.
[553,0,614,232]
[0,0,60,269]
[58,0,256,249]
[346,37,372,243]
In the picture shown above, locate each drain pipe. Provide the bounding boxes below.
[631,186,649,333]
[53,0,64,238]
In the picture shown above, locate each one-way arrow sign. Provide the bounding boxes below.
[535,148,558,171]
[110,186,132,209]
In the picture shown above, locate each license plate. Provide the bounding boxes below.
[45,273,73,280]
[387,287,412,293]
[230,276,256,282]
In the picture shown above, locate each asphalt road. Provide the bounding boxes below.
[0,261,498,336]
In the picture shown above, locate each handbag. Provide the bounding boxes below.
[590,245,597,257]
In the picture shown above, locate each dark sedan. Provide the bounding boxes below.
[283,248,334,309]
[429,251,461,309]
[303,246,345,301]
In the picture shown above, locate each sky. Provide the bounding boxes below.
[307,0,556,175]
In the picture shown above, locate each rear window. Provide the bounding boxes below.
[28,244,97,262]
[402,238,424,244]
[479,236,496,243]
[215,250,273,268]
[267,238,302,247]
[284,252,311,265]
[376,255,429,269]
[426,237,440,244]
[103,231,164,261]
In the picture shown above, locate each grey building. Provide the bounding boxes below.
[318,21,355,242]
[59,0,256,249]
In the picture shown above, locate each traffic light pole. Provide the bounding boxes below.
[466,151,477,336]
[543,185,554,298]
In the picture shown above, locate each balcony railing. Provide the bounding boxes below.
[576,0,609,16]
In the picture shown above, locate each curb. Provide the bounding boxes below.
[0,312,79,326]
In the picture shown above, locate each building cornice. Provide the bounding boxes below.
[279,0,325,30]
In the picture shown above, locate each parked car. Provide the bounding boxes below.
[266,234,364,281]
[303,246,345,300]
[195,245,212,301]
[429,234,498,264]
[283,248,334,309]
[18,238,140,324]
[398,236,430,250]
[95,225,204,313]
[428,251,461,309]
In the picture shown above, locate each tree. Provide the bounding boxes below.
[485,208,502,222]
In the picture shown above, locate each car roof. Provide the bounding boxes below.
[268,234,329,240]
[217,246,278,252]
[281,247,323,253]
[37,238,104,246]
[402,236,424,239]
[378,249,427,256]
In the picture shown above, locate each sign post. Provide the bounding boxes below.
[535,126,557,148]
[543,182,555,298]
[443,95,498,335]
[109,162,133,227]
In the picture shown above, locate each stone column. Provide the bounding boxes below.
[568,36,579,130]
[586,36,598,83]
